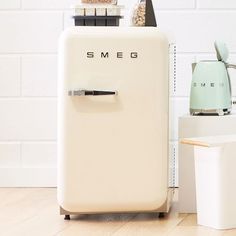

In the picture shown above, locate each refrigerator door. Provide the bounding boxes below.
[58,27,169,213]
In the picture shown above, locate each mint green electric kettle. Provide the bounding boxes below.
[190,41,236,116]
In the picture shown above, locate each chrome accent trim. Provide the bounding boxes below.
[190,108,231,116]
[68,89,118,97]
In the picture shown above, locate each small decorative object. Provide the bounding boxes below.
[132,0,146,26]
[81,0,117,4]
[73,2,123,26]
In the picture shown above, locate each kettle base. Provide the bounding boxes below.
[190,108,231,116]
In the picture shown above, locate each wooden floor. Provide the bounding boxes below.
[0,188,236,236]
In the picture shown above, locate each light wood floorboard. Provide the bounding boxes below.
[0,188,236,236]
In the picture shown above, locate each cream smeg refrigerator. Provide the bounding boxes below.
[58,27,173,219]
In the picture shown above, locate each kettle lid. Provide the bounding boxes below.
[215,41,229,62]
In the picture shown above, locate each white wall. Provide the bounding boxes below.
[0,0,236,187]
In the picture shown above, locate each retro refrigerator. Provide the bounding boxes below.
[58,26,173,219]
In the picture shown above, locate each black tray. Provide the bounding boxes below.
[73,15,123,26]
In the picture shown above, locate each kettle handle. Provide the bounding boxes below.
[226,63,236,69]
[225,63,235,98]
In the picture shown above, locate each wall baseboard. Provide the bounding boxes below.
[0,168,56,187]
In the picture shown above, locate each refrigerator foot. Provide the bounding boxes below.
[64,215,70,220]
[158,212,165,218]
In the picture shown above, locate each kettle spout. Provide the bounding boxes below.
[192,63,197,73]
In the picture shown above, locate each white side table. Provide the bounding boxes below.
[178,113,236,213]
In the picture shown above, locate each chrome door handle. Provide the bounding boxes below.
[68,89,118,96]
